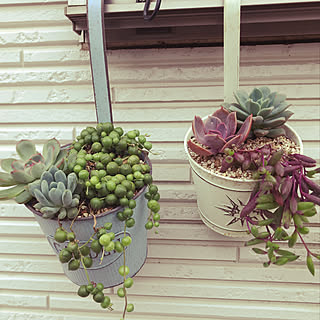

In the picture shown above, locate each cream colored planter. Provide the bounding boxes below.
[184,124,302,237]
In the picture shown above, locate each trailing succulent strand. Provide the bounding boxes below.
[29,167,80,219]
[0,139,67,204]
[221,146,320,274]
[187,106,252,156]
[224,87,293,138]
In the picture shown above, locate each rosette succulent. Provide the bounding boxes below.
[29,167,80,219]
[0,139,67,203]
[187,106,252,156]
[224,87,293,138]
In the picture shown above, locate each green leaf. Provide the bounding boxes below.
[257,107,274,118]
[266,128,286,138]
[234,90,249,111]
[48,188,63,206]
[258,87,271,99]
[245,238,265,246]
[306,255,315,276]
[16,140,37,161]
[251,226,259,237]
[260,98,270,109]
[42,139,60,163]
[245,99,260,115]
[55,170,67,187]
[257,218,274,226]
[256,202,279,210]
[34,188,53,207]
[0,172,16,187]
[272,93,287,107]
[274,257,289,266]
[257,194,275,204]
[10,170,34,184]
[228,105,249,120]
[252,248,267,254]
[28,162,46,179]
[58,208,67,220]
[14,190,32,204]
[0,184,25,200]
[262,117,286,129]
[41,207,60,219]
[275,249,296,257]
[67,173,78,193]
[62,189,72,207]
[1,158,16,172]
[249,88,263,101]
[257,232,270,239]
[288,231,298,248]
[67,207,78,219]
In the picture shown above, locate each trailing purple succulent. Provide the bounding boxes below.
[187,106,252,156]
[230,149,320,275]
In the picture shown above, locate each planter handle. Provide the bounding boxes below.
[87,0,113,123]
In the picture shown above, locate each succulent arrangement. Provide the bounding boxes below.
[223,86,293,138]
[187,86,320,275]
[0,138,67,203]
[0,123,160,319]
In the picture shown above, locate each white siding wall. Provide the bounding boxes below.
[0,1,319,320]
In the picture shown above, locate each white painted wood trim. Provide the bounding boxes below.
[224,0,241,103]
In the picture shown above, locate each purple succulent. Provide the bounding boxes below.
[188,106,253,156]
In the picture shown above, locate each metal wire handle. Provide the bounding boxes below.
[143,0,162,21]
[87,0,113,123]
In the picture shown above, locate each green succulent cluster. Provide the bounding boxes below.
[224,87,293,138]
[0,139,67,204]
[29,167,80,219]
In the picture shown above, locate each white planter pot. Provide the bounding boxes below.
[26,157,151,288]
[184,124,302,237]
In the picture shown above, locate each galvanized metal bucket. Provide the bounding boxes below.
[184,122,302,238]
[26,157,151,288]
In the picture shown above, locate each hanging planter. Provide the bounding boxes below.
[184,121,302,237]
[0,123,161,317]
[27,154,151,288]
[184,86,320,274]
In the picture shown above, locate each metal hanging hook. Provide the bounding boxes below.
[143,0,162,21]
[87,0,113,123]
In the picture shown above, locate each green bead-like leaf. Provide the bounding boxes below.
[16,140,37,161]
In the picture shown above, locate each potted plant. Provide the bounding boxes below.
[0,122,161,319]
[184,86,320,275]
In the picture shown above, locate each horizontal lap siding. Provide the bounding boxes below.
[0,1,319,320]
